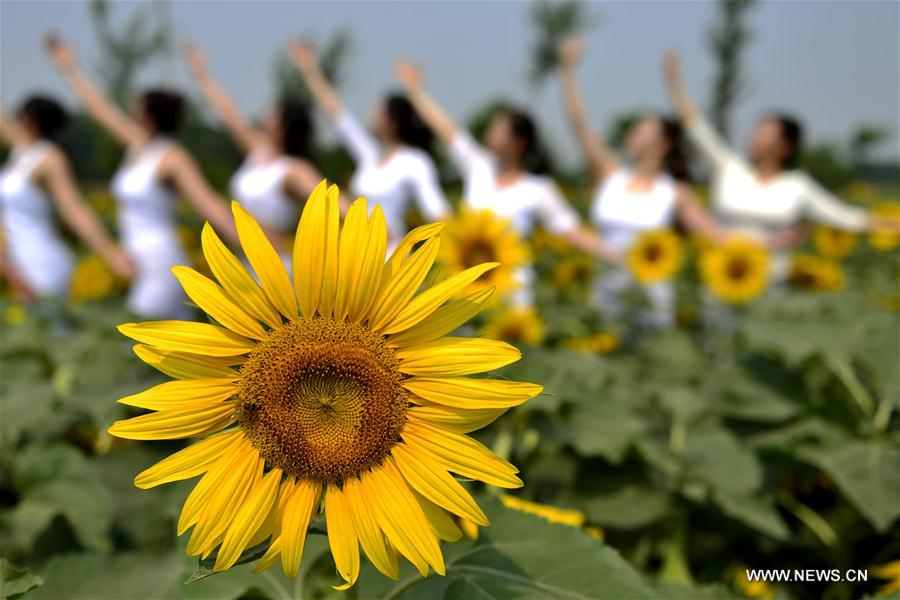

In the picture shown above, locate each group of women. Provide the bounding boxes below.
[1,33,893,327]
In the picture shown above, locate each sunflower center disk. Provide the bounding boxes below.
[237,319,408,484]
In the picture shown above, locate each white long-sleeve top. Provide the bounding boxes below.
[688,117,867,238]
[448,132,579,237]
[335,111,449,242]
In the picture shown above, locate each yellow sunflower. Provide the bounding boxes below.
[438,208,529,301]
[459,495,602,541]
[551,253,594,289]
[812,226,857,260]
[480,306,546,346]
[733,567,775,599]
[626,229,683,284]
[872,559,900,595]
[70,254,122,303]
[564,331,619,354]
[788,254,844,292]
[109,182,542,588]
[868,202,900,251]
[700,238,770,305]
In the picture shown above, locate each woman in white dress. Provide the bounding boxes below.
[662,50,899,281]
[288,41,450,249]
[45,34,238,319]
[182,42,338,260]
[556,37,725,327]
[0,96,132,301]
[394,59,618,306]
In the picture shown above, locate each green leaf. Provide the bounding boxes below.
[799,441,900,532]
[682,430,763,496]
[0,559,44,599]
[580,486,671,530]
[568,398,646,463]
[712,491,790,540]
[27,552,182,599]
[365,496,657,599]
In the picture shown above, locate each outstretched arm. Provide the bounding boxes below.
[662,49,700,126]
[41,150,134,278]
[565,227,622,264]
[674,184,727,243]
[394,59,459,146]
[44,32,145,147]
[557,37,619,183]
[161,148,240,246]
[0,104,29,148]
[287,40,343,118]
[182,41,264,153]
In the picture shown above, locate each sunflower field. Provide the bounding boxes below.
[1,176,898,600]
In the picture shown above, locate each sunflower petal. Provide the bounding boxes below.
[232,202,297,319]
[118,379,237,410]
[215,468,282,572]
[178,437,250,535]
[108,402,237,440]
[325,485,360,589]
[343,477,398,579]
[350,208,389,322]
[201,223,282,329]
[408,405,507,433]
[413,490,462,542]
[132,344,240,380]
[365,458,445,576]
[293,181,339,318]
[391,443,488,525]
[333,199,368,320]
[402,421,522,488]
[383,262,499,335]
[388,288,494,348]
[252,535,283,574]
[172,266,266,339]
[368,238,441,332]
[281,478,321,578]
[134,429,242,489]
[384,222,444,280]
[397,337,520,376]
[118,322,255,357]
[403,376,542,409]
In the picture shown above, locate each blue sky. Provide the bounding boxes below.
[2,1,898,163]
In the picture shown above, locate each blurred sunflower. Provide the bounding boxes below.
[551,253,594,289]
[868,202,900,251]
[438,208,529,301]
[481,306,546,346]
[626,229,683,284]
[530,226,571,255]
[701,238,770,305]
[69,254,122,303]
[459,496,602,541]
[812,226,857,259]
[872,560,900,595]
[733,567,775,599]
[788,254,844,292]
[109,182,543,587]
[565,331,619,354]
[3,303,27,326]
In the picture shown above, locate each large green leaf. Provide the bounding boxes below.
[0,559,44,599]
[580,485,671,530]
[799,441,900,532]
[682,430,763,497]
[568,397,646,463]
[363,496,657,599]
[27,552,183,599]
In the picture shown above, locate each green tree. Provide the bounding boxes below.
[527,0,597,86]
[707,0,757,141]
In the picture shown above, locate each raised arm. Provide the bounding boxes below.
[160,148,240,246]
[287,40,343,119]
[394,59,459,146]
[182,41,264,153]
[557,37,619,183]
[44,33,145,148]
[0,104,29,148]
[662,50,699,126]
[40,150,134,278]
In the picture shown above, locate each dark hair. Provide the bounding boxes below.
[277,100,315,159]
[384,93,434,152]
[495,106,552,175]
[658,115,692,182]
[18,95,68,139]
[140,89,185,134]
[768,113,804,168]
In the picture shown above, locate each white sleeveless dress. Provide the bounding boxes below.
[0,142,75,297]
[590,168,678,328]
[110,139,189,319]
